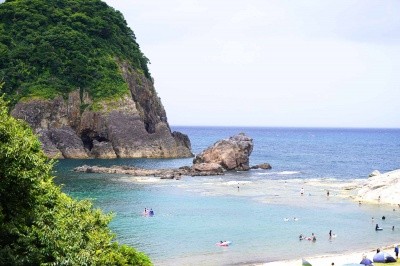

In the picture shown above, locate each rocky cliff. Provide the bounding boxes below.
[11,64,193,159]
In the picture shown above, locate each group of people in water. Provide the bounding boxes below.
[284,217,298,222]
[374,215,397,231]
[299,230,337,242]
[142,208,154,216]
[299,233,317,241]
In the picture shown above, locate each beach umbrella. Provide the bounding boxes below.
[302,258,312,266]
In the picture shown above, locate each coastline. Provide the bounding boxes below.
[250,170,400,266]
[257,244,397,265]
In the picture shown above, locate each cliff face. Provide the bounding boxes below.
[11,65,193,159]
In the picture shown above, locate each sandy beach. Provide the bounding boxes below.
[259,245,397,265]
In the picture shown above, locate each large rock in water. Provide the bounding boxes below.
[11,66,193,159]
[193,133,253,171]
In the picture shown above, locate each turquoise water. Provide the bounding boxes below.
[54,127,400,265]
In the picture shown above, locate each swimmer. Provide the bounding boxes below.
[293,217,298,221]
[375,224,383,231]
[284,218,289,222]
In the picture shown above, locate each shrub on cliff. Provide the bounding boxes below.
[0,95,151,265]
[0,0,150,105]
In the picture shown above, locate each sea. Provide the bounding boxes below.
[54,127,400,265]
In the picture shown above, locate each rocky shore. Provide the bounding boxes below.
[355,169,400,205]
[74,165,223,179]
[74,133,272,178]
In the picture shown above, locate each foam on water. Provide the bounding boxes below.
[277,171,301,175]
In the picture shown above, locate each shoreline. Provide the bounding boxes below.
[256,243,397,265]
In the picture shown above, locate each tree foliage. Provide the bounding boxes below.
[0,0,151,105]
[0,95,152,265]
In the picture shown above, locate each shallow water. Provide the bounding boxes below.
[55,166,400,266]
[53,127,400,265]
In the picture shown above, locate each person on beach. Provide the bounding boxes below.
[360,254,373,265]
[329,230,332,238]
[395,244,399,259]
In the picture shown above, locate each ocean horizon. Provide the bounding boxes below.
[54,126,400,265]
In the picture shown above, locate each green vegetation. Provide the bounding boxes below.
[0,95,151,265]
[0,0,150,105]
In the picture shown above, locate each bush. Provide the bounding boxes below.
[0,95,152,265]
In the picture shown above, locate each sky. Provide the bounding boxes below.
[3,0,400,128]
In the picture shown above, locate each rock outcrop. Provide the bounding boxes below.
[368,170,381,177]
[74,133,271,178]
[251,163,272,170]
[74,164,224,179]
[11,66,193,159]
[356,169,400,205]
[193,133,253,171]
